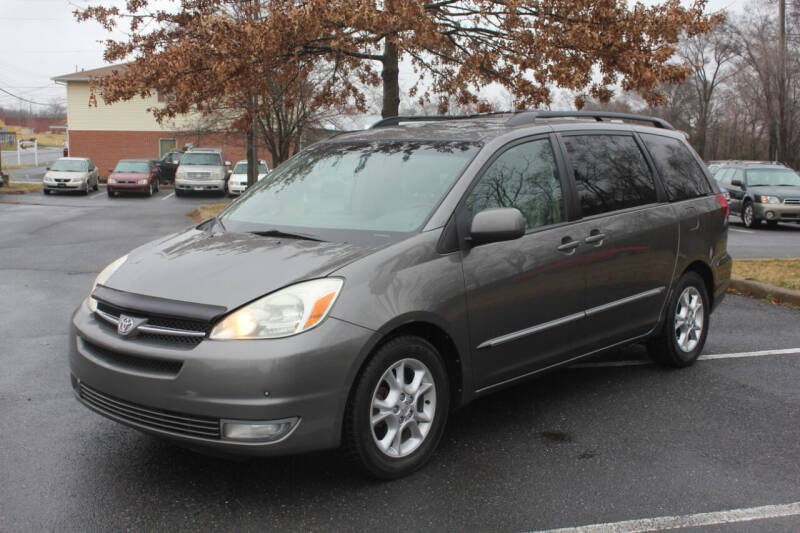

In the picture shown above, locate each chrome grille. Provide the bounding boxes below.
[784,198,800,205]
[95,302,210,345]
[187,172,211,180]
[79,382,221,439]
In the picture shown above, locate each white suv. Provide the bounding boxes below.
[175,148,230,196]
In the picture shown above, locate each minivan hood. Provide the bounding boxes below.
[748,185,800,198]
[103,228,380,311]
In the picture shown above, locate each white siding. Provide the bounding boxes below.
[66,82,196,132]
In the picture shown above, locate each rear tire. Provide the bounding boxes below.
[647,272,709,368]
[93,181,99,191]
[107,189,114,198]
[43,189,50,195]
[175,189,184,197]
[344,336,449,479]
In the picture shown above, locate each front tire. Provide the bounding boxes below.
[742,201,760,228]
[344,336,449,479]
[647,272,710,368]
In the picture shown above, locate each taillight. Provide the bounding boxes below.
[716,193,730,220]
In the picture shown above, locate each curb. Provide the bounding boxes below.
[729,277,800,306]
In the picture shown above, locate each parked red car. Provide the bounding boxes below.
[107,159,160,197]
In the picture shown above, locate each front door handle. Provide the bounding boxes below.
[557,238,580,253]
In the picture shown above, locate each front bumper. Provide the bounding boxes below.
[175,178,226,191]
[228,183,247,195]
[69,303,374,455]
[753,202,800,222]
[108,183,150,192]
[44,182,84,191]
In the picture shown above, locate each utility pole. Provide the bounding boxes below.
[777,0,787,163]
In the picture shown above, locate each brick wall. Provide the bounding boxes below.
[68,130,272,178]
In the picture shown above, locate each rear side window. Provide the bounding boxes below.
[641,134,712,201]
[562,134,657,217]
[716,167,734,185]
[464,139,563,230]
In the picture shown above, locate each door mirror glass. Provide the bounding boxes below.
[731,179,745,188]
[470,208,526,245]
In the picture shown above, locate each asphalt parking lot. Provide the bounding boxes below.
[2,190,799,532]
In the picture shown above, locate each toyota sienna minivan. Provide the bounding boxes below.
[70,111,732,479]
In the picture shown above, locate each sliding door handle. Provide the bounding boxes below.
[584,233,606,244]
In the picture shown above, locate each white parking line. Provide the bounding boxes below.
[570,347,800,368]
[530,501,800,533]
[729,227,756,234]
[161,192,175,200]
[89,192,105,199]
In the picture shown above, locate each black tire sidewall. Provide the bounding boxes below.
[662,272,710,366]
[348,336,450,479]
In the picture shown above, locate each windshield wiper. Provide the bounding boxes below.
[249,229,325,242]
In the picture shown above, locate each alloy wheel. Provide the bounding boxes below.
[370,358,437,458]
[743,204,753,227]
[674,286,704,353]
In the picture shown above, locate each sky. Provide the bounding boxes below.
[0,0,748,114]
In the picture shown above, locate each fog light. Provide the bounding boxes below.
[221,417,299,442]
[766,211,775,220]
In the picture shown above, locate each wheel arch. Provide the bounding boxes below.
[342,318,467,433]
[683,260,715,309]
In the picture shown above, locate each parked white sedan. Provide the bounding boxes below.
[227,160,269,196]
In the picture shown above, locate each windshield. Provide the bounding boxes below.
[746,168,800,187]
[220,141,481,240]
[233,162,268,174]
[50,159,88,172]
[114,161,150,173]
[181,153,222,166]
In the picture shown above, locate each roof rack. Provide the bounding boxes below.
[506,110,675,130]
[370,111,513,129]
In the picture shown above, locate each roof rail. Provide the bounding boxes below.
[370,111,513,129]
[506,110,675,130]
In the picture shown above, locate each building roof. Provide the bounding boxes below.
[52,64,130,83]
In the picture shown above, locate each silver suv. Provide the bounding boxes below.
[174,148,230,196]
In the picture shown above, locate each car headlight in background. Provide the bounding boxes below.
[757,195,781,204]
[85,255,128,312]
[210,278,344,340]
[138,179,148,185]
[108,178,117,184]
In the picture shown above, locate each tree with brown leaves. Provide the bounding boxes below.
[77,0,722,182]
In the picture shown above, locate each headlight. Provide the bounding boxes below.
[757,195,780,204]
[85,255,128,312]
[138,178,148,185]
[210,278,343,340]
[108,178,117,184]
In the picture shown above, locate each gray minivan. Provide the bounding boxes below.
[69,111,732,479]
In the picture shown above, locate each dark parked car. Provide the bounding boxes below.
[713,161,800,228]
[155,150,184,183]
[70,111,731,479]
[107,159,160,197]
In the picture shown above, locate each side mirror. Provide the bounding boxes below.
[731,179,745,188]
[469,207,526,246]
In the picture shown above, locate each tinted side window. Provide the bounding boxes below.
[563,134,657,217]
[641,133,712,201]
[464,139,563,230]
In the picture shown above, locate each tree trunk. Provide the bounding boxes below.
[381,40,400,119]
[247,117,257,187]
